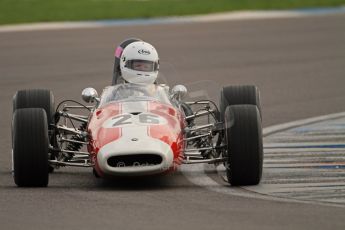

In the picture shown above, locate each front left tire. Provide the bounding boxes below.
[224,105,263,186]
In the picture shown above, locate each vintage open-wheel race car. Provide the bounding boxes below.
[11,82,262,187]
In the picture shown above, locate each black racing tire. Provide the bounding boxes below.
[219,85,261,121]
[13,108,49,187]
[224,105,263,186]
[13,89,55,126]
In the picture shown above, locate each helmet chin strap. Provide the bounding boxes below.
[119,76,127,84]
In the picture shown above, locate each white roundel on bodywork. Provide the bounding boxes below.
[120,41,159,84]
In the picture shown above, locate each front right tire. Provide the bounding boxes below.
[13,108,49,187]
[13,89,55,173]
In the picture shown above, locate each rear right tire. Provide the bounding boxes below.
[13,89,55,126]
[13,108,49,187]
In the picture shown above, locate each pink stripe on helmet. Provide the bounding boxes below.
[114,46,124,58]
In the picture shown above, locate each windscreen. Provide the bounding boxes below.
[100,84,171,106]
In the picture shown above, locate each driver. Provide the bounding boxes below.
[113,39,193,118]
[119,41,160,84]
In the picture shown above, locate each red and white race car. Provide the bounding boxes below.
[12,83,263,187]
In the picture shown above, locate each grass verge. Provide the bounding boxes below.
[0,0,344,25]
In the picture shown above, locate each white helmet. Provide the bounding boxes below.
[120,41,159,84]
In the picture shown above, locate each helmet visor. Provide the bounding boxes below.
[125,60,158,72]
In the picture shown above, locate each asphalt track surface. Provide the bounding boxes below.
[1,14,345,230]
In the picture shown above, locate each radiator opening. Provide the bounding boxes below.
[107,154,162,167]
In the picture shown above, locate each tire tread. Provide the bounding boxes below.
[225,105,263,186]
[13,108,49,187]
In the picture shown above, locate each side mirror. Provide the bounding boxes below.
[82,88,99,103]
[171,85,187,101]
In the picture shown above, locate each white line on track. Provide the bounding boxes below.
[181,111,345,208]
[263,112,345,136]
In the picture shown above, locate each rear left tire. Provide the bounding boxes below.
[219,85,261,122]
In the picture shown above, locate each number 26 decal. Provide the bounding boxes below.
[109,113,163,127]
